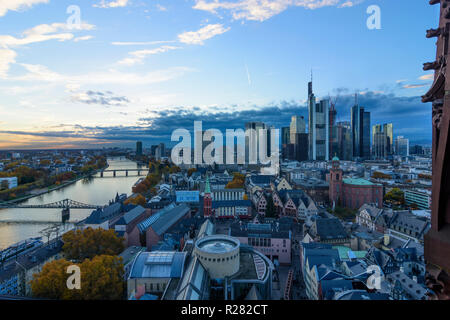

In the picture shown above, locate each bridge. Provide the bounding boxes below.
[0,199,104,223]
[99,168,148,177]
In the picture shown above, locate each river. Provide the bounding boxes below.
[0,157,146,250]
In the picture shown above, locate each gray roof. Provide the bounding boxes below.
[387,271,428,300]
[316,218,349,240]
[85,202,121,225]
[116,205,146,225]
[138,203,190,236]
[129,251,187,279]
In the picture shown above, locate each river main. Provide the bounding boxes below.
[0,157,145,250]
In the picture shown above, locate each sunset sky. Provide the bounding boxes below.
[0,0,439,149]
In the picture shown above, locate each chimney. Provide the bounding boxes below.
[413,276,418,283]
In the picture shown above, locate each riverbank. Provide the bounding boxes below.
[6,165,109,205]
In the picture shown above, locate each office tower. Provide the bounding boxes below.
[294,133,309,162]
[282,127,290,145]
[372,123,393,159]
[329,102,337,158]
[308,81,329,161]
[281,127,290,160]
[336,121,352,161]
[395,136,409,157]
[245,122,267,164]
[351,96,371,160]
[362,111,371,159]
[136,141,143,156]
[150,145,158,156]
[290,116,306,144]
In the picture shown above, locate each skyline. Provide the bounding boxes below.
[0,0,438,149]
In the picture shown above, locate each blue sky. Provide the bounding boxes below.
[0,0,439,149]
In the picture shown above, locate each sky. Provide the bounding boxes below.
[0,0,440,149]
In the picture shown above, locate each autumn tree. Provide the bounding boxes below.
[187,168,197,177]
[226,172,245,189]
[31,255,124,300]
[124,194,146,207]
[62,228,125,261]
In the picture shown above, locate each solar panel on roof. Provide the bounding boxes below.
[146,251,175,264]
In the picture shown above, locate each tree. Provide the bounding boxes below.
[62,228,125,261]
[124,194,146,207]
[265,196,277,218]
[384,188,405,205]
[30,259,75,300]
[226,172,245,189]
[31,255,124,300]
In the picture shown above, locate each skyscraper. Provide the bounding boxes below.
[290,116,306,144]
[329,102,338,158]
[351,96,371,160]
[395,136,409,157]
[136,141,143,156]
[372,123,393,159]
[245,121,267,164]
[336,121,352,160]
[308,80,329,161]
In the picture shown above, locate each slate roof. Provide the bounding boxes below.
[137,203,190,236]
[85,202,121,225]
[115,205,146,226]
[315,218,349,240]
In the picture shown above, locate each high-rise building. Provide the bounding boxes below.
[395,136,410,157]
[245,122,267,164]
[282,127,290,145]
[290,116,306,144]
[351,97,371,160]
[136,141,143,156]
[329,102,338,158]
[372,123,393,159]
[294,133,309,162]
[336,121,352,161]
[308,81,329,161]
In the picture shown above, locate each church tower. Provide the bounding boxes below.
[329,156,343,206]
[203,176,212,218]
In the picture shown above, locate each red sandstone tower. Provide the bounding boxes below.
[329,156,343,207]
[203,176,212,218]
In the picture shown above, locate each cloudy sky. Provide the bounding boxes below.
[0,0,439,149]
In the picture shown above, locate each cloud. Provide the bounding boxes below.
[0,0,48,17]
[93,0,129,8]
[193,0,362,22]
[111,40,176,46]
[12,63,193,86]
[118,45,181,66]
[178,24,230,45]
[419,74,434,81]
[156,4,167,11]
[0,91,432,148]
[403,84,429,89]
[0,49,16,78]
[73,35,93,42]
[0,22,95,48]
[70,90,130,106]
